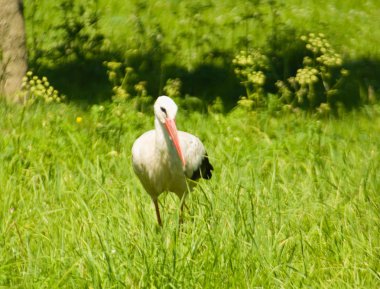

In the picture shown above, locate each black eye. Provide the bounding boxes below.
[160,107,167,115]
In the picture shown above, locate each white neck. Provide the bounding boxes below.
[154,117,183,169]
[154,117,174,152]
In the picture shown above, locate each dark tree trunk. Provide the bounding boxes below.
[0,0,28,102]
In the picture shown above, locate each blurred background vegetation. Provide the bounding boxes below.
[23,0,380,113]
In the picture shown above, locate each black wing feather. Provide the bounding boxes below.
[190,153,214,181]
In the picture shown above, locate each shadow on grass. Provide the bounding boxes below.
[34,47,379,111]
[343,57,380,105]
[163,52,244,111]
[36,56,113,105]
[33,49,243,111]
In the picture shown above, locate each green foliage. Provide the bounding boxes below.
[55,0,105,61]
[26,0,105,67]
[1,101,380,288]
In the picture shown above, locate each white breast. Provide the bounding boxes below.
[132,130,189,199]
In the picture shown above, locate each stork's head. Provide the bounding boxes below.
[154,95,178,123]
[154,96,186,166]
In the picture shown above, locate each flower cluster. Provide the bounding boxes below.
[301,33,343,68]
[104,61,134,103]
[301,33,330,54]
[105,61,122,84]
[134,81,147,97]
[237,96,254,110]
[112,86,129,102]
[316,53,343,67]
[233,32,351,114]
[233,50,268,70]
[233,50,268,82]
[295,67,319,86]
[247,70,265,86]
[233,49,268,108]
[20,71,64,104]
[163,78,182,98]
[294,33,349,108]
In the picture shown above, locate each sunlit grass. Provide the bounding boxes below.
[10,1,380,287]
[24,0,380,67]
[1,101,379,287]
[98,0,380,58]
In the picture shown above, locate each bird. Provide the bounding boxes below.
[132,95,213,226]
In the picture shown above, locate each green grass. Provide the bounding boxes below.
[1,101,379,288]
[2,1,380,287]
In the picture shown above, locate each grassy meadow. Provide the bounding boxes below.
[1,0,380,288]
[1,101,380,288]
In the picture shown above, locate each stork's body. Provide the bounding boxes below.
[132,96,213,225]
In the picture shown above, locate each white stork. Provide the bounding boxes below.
[132,95,213,226]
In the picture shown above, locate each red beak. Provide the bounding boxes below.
[164,118,186,167]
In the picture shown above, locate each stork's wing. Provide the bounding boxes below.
[131,130,157,194]
[179,131,214,181]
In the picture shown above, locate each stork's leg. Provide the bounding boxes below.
[179,195,188,225]
[153,199,162,226]
[179,201,185,224]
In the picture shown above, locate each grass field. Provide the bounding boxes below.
[1,101,379,288]
[1,0,380,288]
